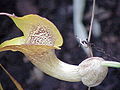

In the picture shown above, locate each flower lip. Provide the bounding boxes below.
[0,12,63,49]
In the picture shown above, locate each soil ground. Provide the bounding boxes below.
[0,0,120,90]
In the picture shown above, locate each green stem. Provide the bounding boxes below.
[101,61,120,68]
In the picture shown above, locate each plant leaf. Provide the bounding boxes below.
[0,64,23,90]
[0,83,3,90]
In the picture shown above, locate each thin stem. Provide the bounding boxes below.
[88,0,96,42]
[0,64,23,90]
[88,46,93,57]
[88,87,91,90]
[87,0,96,57]
[101,61,120,68]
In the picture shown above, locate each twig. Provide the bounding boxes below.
[88,0,96,42]
[87,0,96,57]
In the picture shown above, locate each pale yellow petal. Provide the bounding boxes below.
[0,36,25,48]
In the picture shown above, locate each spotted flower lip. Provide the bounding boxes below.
[0,13,120,88]
[0,12,63,49]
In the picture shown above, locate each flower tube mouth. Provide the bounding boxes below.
[0,12,63,49]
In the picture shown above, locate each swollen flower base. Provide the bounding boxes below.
[0,13,120,88]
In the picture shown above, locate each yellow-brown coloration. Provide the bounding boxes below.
[0,13,63,49]
[0,83,3,90]
[26,25,54,46]
[0,64,23,90]
[0,13,108,87]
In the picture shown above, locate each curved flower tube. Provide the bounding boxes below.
[0,13,119,87]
